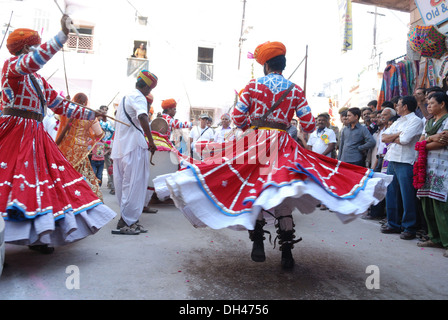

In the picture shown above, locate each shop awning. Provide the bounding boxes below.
[351,0,411,13]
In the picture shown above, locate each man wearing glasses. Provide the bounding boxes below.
[381,95,424,240]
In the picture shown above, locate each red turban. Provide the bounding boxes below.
[146,93,154,105]
[253,41,286,65]
[6,28,41,55]
[161,98,176,109]
[138,70,158,90]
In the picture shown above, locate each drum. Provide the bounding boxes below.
[150,117,169,135]
[148,150,180,189]
[148,131,180,189]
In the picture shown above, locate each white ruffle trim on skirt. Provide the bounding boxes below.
[154,169,392,231]
[4,204,116,246]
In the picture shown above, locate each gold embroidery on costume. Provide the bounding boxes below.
[57,116,105,200]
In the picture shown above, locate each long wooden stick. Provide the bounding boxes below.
[46,68,59,81]
[54,0,81,37]
[61,49,70,97]
[0,11,13,50]
[63,98,131,127]
[106,92,120,107]
[303,45,308,96]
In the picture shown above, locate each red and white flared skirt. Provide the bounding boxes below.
[0,115,116,246]
[154,129,392,230]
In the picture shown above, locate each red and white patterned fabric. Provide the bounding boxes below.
[154,73,392,231]
[233,73,315,131]
[161,113,192,136]
[2,31,93,119]
[0,31,115,246]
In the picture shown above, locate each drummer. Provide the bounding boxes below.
[160,98,192,137]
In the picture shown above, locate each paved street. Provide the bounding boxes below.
[1,176,447,301]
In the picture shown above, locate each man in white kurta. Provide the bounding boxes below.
[111,71,157,234]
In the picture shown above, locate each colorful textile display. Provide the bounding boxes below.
[377,60,419,109]
[408,25,447,59]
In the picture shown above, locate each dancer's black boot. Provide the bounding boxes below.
[276,217,301,269]
[248,219,268,262]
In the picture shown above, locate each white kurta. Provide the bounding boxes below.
[111,89,150,226]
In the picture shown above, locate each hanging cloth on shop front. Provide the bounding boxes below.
[408,25,447,59]
[417,57,438,89]
[377,62,401,108]
[378,56,420,108]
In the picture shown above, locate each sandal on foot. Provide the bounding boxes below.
[132,222,148,233]
[111,225,140,235]
[142,207,158,214]
[417,240,443,248]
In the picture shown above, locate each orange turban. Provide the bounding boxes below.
[6,28,41,55]
[253,41,286,65]
[161,98,176,109]
[138,70,158,90]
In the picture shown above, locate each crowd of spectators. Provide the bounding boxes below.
[287,87,448,258]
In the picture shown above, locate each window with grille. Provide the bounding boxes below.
[66,26,94,53]
[190,109,214,122]
[197,47,214,81]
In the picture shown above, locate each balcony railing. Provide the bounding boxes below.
[197,63,214,81]
[65,33,94,54]
[127,57,149,77]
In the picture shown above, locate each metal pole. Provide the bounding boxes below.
[304,45,308,96]
[238,0,247,70]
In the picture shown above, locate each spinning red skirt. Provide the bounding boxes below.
[0,116,116,245]
[154,129,392,230]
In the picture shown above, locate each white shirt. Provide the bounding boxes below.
[383,112,423,165]
[189,125,214,149]
[376,127,387,156]
[214,126,234,143]
[111,89,148,159]
[307,127,337,156]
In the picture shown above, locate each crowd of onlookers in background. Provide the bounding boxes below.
[288,86,448,258]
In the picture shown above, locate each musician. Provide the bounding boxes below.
[160,98,192,137]
[111,70,157,235]
[0,14,116,253]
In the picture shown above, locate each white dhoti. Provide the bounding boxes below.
[113,147,150,226]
